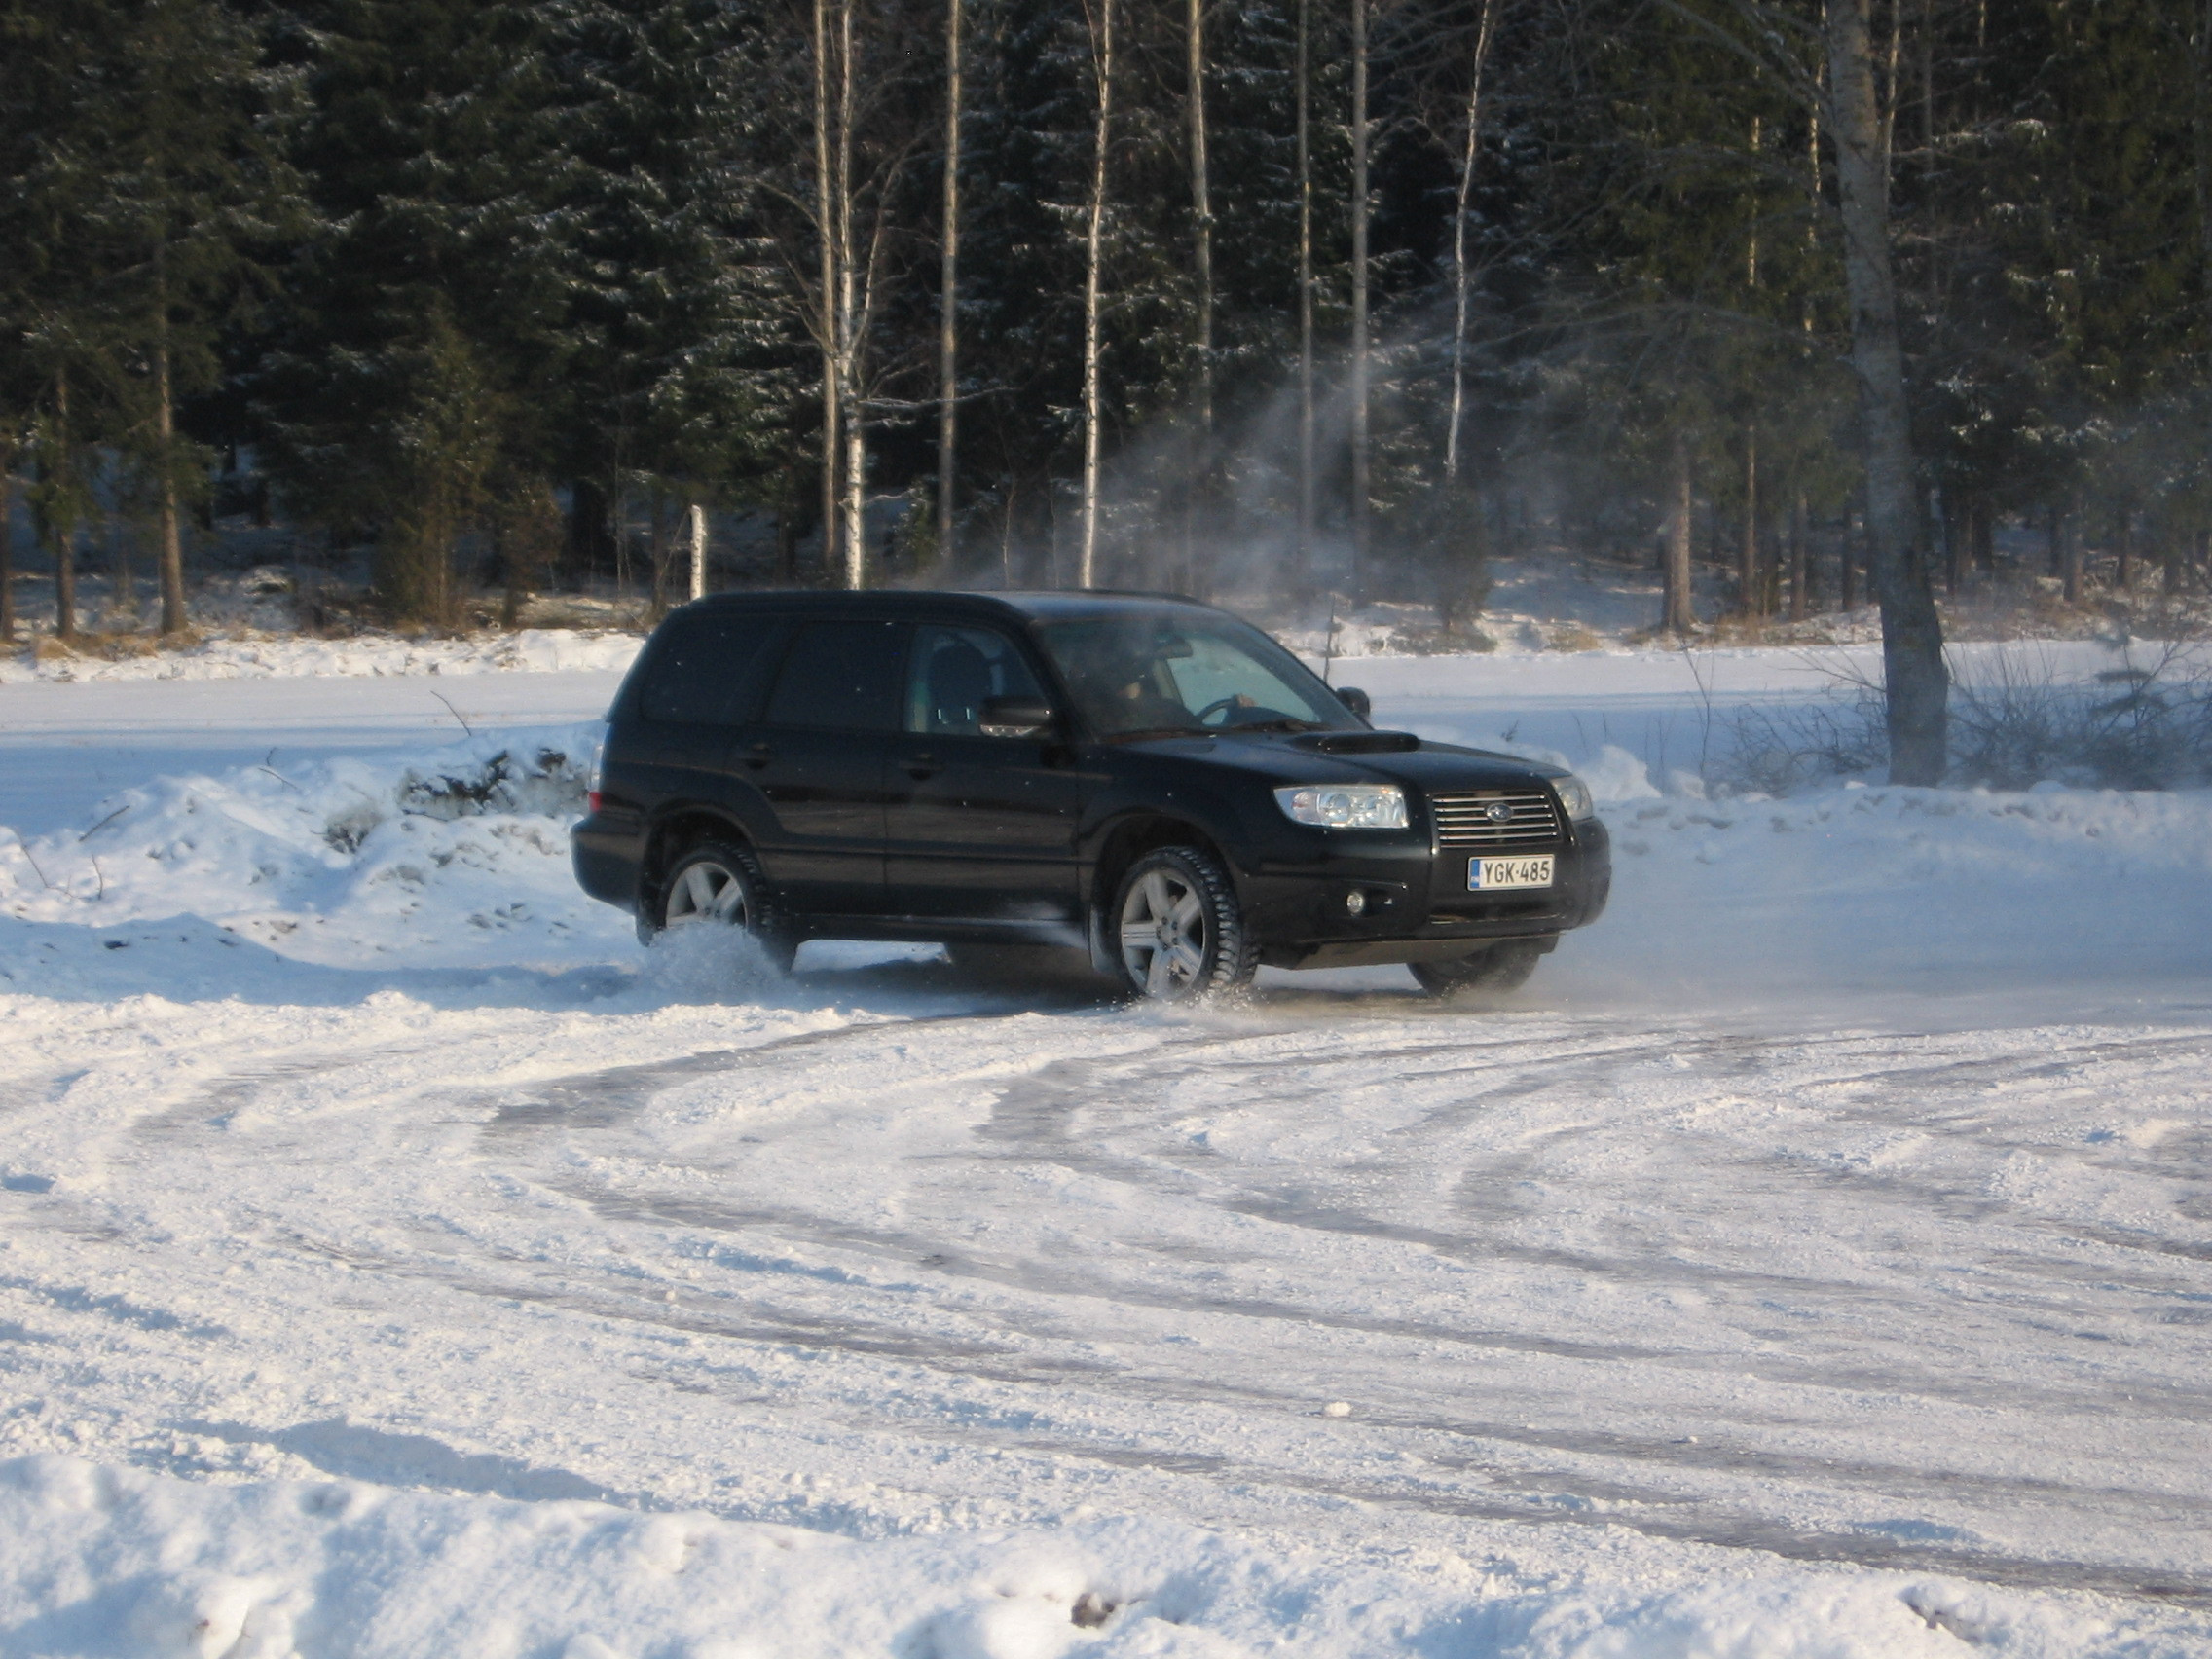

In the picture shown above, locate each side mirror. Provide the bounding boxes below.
[1335,685,1373,721]
[978,695,1056,739]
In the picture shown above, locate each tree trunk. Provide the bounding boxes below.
[1663,430,1694,633]
[1739,428,1759,619]
[688,502,707,601]
[836,0,865,590]
[1942,493,1962,593]
[1295,0,1315,594]
[1789,493,1810,621]
[2193,0,2212,340]
[2060,491,2082,604]
[0,452,14,642]
[938,0,963,571]
[1841,510,1857,611]
[154,258,188,636]
[1827,0,1948,784]
[814,0,842,583]
[2117,510,2134,592]
[1078,0,1114,588]
[1445,0,1500,486]
[51,370,77,643]
[1348,0,1371,604]
[1184,0,1213,597]
[648,490,669,614]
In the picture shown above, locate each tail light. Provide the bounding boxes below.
[584,725,607,815]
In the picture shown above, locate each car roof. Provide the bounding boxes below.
[681,588,1227,625]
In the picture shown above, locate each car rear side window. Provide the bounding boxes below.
[904,625,1046,735]
[762,619,906,731]
[637,614,783,725]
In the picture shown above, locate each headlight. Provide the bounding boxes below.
[1274,784,1409,830]
[1554,774,1596,822]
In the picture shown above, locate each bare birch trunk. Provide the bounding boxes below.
[1078,0,1114,589]
[1348,0,1371,603]
[1445,0,1499,485]
[688,502,707,601]
[1184,0,1213,598]
[837,0,866,589]
[1663,430,1693,634]
[1827,0,1948,783]
[938,0,963,569]
[814,0,842,582]
[1295,0,1315,592]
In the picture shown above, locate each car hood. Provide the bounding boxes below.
[1108,728,1563,794]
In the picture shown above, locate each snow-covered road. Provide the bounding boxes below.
[3,647,2210,1657]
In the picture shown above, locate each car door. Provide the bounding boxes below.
[882,622,1086,927]
[740,617,906,915]
[618,610,788,826]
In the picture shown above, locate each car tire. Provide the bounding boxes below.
[1110,846,1258,1001]
[1409,939,1548,1001]
[650,840,797,974]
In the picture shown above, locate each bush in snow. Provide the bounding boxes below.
[1717,644,2212,793]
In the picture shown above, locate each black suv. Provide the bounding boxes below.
[572,590,1608,999]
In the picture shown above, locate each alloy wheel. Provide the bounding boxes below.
[664,858,752,929]
[1119,868,1209,997]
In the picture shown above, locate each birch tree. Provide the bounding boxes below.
[814,0,843,580]
[937,0,963,566]
[1348,0,1372,602]
[1295,0,1316,588]
[1078,0,1115,588]
[1185,0,1213,591]
[1444,0,1499,485]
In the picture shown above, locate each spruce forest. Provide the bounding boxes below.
[6,0,2212,776]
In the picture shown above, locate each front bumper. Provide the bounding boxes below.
[1240,818,1610,970]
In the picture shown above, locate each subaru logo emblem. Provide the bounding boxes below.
[1484,801,1512,823]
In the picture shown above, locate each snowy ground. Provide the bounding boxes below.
[3,646,2211,1657]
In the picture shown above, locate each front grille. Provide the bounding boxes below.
[1429,790,1561,849]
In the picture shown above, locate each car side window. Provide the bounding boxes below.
[637,615,783,726]
[904,625,1046,736]
[762,619,906,731]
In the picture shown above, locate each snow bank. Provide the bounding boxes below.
[0,1455,2149,1659]
[0,725,624,983]
[0,629,642,686]
[9,718,2211,1009]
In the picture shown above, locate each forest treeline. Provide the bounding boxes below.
[6,0,2212,770]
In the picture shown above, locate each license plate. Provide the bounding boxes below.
[1470,855,1553,890]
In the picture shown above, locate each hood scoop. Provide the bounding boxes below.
[1296,730,1421,755]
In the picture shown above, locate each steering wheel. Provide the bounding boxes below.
[1194,695,1251,727]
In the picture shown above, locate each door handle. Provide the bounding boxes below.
[745,743,773,770]
[903,753,941,780]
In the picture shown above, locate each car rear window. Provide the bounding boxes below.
[762,619,906,731]
[637,614,784,725]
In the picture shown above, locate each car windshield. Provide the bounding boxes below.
[1035,610,1361,739]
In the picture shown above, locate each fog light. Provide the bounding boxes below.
[1345,890,1367,916]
